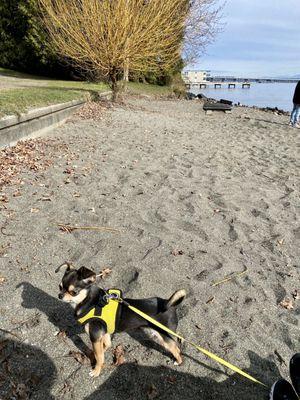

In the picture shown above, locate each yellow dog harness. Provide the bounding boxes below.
[77,289,121,334]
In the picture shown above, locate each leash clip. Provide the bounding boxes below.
[103,292,122,303]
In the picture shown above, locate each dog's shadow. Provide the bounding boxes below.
[1,336,279,400]
[85,350,277,400]
[17,281,91,356]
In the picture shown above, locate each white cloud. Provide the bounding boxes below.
[193,0,300,76]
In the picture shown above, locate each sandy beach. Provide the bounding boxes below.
[0,97,299,400]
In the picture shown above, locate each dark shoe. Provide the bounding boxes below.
[290,353,300,397]
[270,379,298,400]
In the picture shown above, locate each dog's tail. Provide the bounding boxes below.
[165,289,186,310]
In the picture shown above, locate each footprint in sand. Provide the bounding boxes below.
[228,223,238,241]
[122,268,141,293]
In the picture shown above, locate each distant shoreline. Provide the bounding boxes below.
[189,81,295,112]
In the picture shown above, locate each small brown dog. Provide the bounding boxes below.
[56,263,186,377]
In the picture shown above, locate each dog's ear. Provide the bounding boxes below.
[77,266,96,284]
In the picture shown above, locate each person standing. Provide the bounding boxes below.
[289,80,300,127]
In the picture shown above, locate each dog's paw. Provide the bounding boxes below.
[174,357,183,366]
[89,367,102,378]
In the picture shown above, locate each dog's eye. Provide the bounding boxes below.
[69,290,77,296]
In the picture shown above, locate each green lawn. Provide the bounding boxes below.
[0,67,109,117]
[125,82,175,96]
[0,67,108,91]
[0,87,87,118]
[45,80,108,92]
[0,67,42,79]
[0,67,185,117]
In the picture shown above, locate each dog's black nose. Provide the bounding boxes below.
[58,293,63,299]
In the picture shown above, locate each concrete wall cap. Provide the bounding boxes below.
[0,91,112,130]
[0,99,86,130]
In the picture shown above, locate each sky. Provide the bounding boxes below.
[189,0,300,78]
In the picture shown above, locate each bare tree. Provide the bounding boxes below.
[37,0,221,99]
[184,0,222,63]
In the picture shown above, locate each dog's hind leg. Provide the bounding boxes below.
[150,330,182,365]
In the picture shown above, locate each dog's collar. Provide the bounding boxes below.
[77,288,122,334]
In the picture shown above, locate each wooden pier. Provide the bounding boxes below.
[186,81,251,90]
[185,76,299,91]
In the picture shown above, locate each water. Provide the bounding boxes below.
[190,82,298,111]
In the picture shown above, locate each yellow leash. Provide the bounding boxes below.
[114,297,267,388]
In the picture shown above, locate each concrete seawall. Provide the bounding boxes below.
[0,91,111,148]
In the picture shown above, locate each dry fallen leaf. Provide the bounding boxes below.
[171,249,184,256]
[55,330,67,340]
[292,290,300,300]
[40,196,52,201]
[280,298,294,310]
[63,168,74,174]
[68,351,90,366]
[0,275,6,285]
[20,266,30,273]
[0,195,8,203]
[58,224,74,233]
[30,208,39,213]
[147,384,158,399]
[12,383,29,400]
[72,101,106,121]
[0,243,10,257]
[113,345,125,366]
[165,376,177,384]
[98,268,112,279]
[0,339,8,352]
[277,238,284,246]
[0,138,65,189]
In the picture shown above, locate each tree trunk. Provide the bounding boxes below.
[123,63,129,81]
[110,71,125,101]
[110,69,119,101]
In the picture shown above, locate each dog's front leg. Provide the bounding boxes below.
[89,337,105,378]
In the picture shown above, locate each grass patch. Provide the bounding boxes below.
[125,79,186,99]
[45,80,108,92]
[0,67,110,117]
[0,67,109,91]
[0,87,87,117]
[0,67,187,117]
[125,82,175,96]
[0,67,43,80]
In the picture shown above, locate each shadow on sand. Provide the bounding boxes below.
[0,335,275,400]
[250,117,289,127]
[17,282,91,357]
[0,336,56,399]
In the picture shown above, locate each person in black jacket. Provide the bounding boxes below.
[289,81,300,127]
[270,353,300,400]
